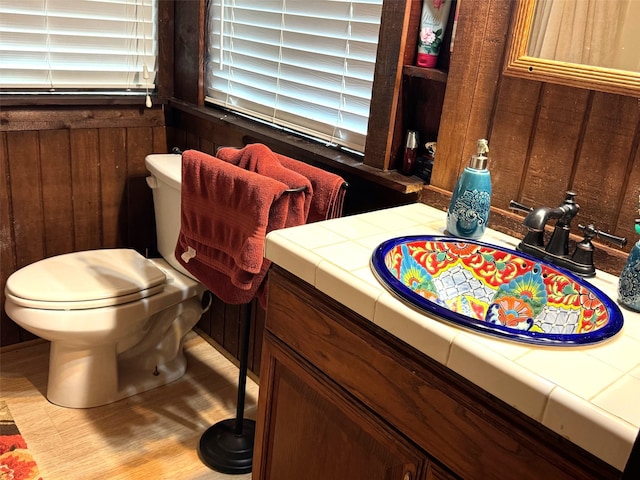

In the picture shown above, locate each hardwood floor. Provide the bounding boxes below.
[0,331,258,479]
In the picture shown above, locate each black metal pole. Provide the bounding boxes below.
[197,302,256,475]
[234,304,251,435]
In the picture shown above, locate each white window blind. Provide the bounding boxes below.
[205,0,382,153]
[0,0,157,93]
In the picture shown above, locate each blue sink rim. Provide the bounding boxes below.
[370,235,624,346]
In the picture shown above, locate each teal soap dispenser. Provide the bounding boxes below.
[446,138,492,239]
[619,197,640,312]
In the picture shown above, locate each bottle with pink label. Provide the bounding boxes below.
[416,0,453,68]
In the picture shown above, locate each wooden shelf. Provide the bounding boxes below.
[402,65,448,83]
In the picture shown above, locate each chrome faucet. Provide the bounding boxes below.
[509,192,626,277]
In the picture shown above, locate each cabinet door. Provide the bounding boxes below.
[254,336,425,480]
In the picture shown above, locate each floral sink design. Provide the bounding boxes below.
[371,236,623,346]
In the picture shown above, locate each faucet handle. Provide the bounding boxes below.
[509,200,533,214]
[564,191,577,203]
[578,224,627,248]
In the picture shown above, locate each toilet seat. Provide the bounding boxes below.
[5,249,167,310]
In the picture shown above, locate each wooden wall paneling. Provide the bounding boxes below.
[520,85,590,208]
[615,136,640,251]
[488,76,542,210]
[184,113,213,151]
[124,126,157,254]
[207,295,227,346]
[194,299,213,343]
[172,108,245,154]
[125,126,154,173]
[166,125,186,153]
[99,128,128,248]
[210,123,244,152]
[173,0,205,105]
[70,129,102,251]
[185,129,202,152]
[186,114,217,153]
[6,131,46,267]
[198,137,215,156]
[0,106,164,132]
[386,0,425,173]
[250,303,266,375]
[223,304,242,359]
[182,114,204,151]
[403,0,422,67]
[402,76,446,152]
[0,132,21,346]
[38,129,75,257]
[152,125,168,153]
[125,158,153,253]
[4,130,44,344]
[363,1,413,170]
[433,0,514,191]
[196,295,246,365]
[571,93,640,240]
[156,0,175,100]
[470,0,515,137]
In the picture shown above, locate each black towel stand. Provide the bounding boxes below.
[178,145,348,474]
[198,299,255,474]
[196,183,311,474]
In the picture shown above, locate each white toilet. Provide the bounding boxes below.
[4,154,206,408]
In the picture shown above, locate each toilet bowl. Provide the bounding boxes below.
[4,154,206,408]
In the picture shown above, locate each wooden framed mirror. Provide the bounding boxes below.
[504,0,640,97]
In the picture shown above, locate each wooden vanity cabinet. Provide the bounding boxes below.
[253,267,621,480]
[255,336,430,480]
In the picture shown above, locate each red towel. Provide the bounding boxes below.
[216,144,312,225]
[276,153,346,222]
[218,143,346,223]
[175,149,304,305]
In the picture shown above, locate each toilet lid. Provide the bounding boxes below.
[5,249,167,310]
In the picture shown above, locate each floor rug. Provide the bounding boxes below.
[0,401,42,480]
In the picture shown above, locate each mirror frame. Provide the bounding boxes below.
[504,0,640,98]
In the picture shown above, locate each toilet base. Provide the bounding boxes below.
[47,342,119,408]
[45,297,203,408]
[46,342,190,409]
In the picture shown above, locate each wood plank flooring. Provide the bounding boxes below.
[0,331,257,479]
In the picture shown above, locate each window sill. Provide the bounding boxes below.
[169,99,424,195]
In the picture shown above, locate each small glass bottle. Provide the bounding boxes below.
[446,139,492,239]
[619,198,640,312]
[401,130,419,176]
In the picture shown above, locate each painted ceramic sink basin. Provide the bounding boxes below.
[371,236,623,346]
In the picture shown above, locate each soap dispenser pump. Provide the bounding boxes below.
[619,196,640,312]
[446,138,492,239]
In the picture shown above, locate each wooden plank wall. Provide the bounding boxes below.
[433,0,639,270]
[1,105,268,376]
[490,83,640,245]
[0,105,166,346]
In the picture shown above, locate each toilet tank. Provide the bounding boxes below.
[145,153,193,278]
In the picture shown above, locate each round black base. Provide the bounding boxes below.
[198,418,256,475]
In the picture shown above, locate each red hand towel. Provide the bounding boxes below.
[218,143,346,223]
[276,153,346,222]
[216,144,312,225]
[175,150,293,304]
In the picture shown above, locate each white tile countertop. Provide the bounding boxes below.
[264,202,640,472]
